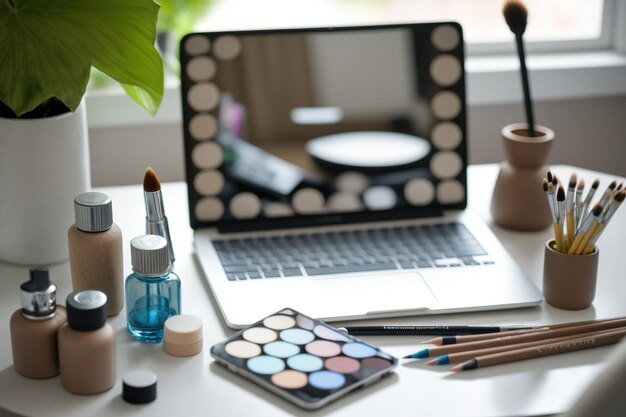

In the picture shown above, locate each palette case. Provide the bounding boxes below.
[210,308,397,409]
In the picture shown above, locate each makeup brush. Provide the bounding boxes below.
[143,167,175,263]
[503,0,536,137]
[584,191,625,254]
[565,174,577,248]
[555,185,565,252]
[571,204,603,255]
[579,178,600,228]
[574,179,585,228]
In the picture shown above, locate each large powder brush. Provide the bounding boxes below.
[503,0,536,137]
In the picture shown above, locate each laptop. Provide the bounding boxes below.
[179,23,543,328]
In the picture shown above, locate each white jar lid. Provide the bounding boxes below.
[164,314,203,345]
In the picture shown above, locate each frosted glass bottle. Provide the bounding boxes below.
[10,268,67,379]
[126,235,181,343]
[68,192,124,316]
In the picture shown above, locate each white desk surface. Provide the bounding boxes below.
[1,164,625,417]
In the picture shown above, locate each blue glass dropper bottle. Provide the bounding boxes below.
[125,235,181,343]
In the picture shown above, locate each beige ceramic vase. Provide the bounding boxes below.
[491,123,554,231]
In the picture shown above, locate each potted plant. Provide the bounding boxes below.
[0,0,164,265]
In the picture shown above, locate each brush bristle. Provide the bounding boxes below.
[503,0,528,35]
[547,171,553,183]
[568,174,577,189]
[552,175,558,186]
[577,179,585,190]
[592,203,603,217]
[557,186,565,201]
[616,190,626,203]
[143,167,161,192]
[542,178,548,191]
[608,180,617,190]
[591,179,600,189]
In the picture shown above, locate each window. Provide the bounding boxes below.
[197,0,609,54]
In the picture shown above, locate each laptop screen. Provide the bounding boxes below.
[180,23,467,231]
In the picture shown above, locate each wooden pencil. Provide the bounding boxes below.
[421,317,625,346]
[451,329,626,372]
[404,317,626,358]
[426,328,625,365]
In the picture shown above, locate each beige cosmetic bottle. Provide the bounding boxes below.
[58,290,115,395]
[68,192,123,316]
[10,268,67,379]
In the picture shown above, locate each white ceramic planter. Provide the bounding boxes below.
[0,104,91,265]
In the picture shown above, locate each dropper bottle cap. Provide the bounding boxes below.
[20,268,57,320]
[131,235,171,277]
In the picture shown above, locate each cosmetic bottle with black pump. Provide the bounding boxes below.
[58,290,115,395]
[10,268,67,379]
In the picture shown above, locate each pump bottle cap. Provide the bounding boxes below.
[20,268,57,320]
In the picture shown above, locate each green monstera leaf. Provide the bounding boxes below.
[0,0,163,117]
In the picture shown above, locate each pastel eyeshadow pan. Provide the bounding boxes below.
[362,357,393,370]
[271,370,308,389]
[342,342,377,359]
[247,355,285,375]
[243,327,277,344]
[280,328,315,345]
[225,340,261,359]
[287,354,324,372]
[308,370,346,390]
[263,341,300,358]
[313,325,351,342]
[325,356,360,374]
[296,315,315,330]
[263,315,296,330]
[305,340,342,357]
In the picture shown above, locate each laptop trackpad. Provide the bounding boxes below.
[301,271,437,319]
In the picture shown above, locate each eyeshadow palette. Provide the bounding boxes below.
[210,308,397,409]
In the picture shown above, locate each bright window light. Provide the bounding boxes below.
[197,0,604,45]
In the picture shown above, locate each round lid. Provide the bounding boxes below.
[164,315,203,345]
[123,370,157,404]
[66,290,108,331]
[131,235,170,277]
[74,192,113,232]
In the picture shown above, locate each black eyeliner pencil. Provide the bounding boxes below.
[339,325,534,336]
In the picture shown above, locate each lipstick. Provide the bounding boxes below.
[143,167,175,263]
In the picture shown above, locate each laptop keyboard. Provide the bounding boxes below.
[212,223,491,281]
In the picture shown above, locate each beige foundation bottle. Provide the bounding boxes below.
[58,290,116,395]
[68,192,123,316]
[10,268,67,379]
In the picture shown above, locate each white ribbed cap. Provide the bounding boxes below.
[131,235,170,277]
[74,192,113,232]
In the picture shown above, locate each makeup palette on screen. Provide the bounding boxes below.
[211,308,397,409]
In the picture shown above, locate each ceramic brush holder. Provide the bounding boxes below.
[491,123,554,231]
